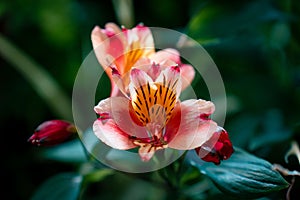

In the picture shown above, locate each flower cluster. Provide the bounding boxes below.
[91,23,234,163]
[28,23,233,165]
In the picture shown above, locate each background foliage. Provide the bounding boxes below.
[1,0,299,199]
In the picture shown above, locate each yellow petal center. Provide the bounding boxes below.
[123,42,153,74]
[131,82,177,127]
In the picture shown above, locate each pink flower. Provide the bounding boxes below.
[28,120,77,146]
[195,127,234,165]
[93,66,217,161]
[91,23,195,96]
[91,23,154,96]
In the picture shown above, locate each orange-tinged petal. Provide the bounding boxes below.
[92,23,156,96]
[129,67,180,128]
[94,97,148,138]
[155,66,181,100]
[118,25,154,85]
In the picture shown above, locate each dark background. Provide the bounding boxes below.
[1,0,299,199]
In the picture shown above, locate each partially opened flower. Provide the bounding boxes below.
[28,120,77,146]
[93,66,217,161]
[195,127,234,165]
[91,23,195,96]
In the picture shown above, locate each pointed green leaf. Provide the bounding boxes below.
[186,148,289,198]
[31,172,83,200]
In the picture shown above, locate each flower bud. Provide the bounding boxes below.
[28,120,77,146]
[195,127,234,165]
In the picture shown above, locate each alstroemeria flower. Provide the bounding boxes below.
[91,23,195,96]
[195,127,234,165]
[91,23,154,96]
[93,66,217,161]
[28,120,77,146]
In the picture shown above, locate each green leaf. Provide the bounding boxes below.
[84,168,114,183]
[186,148,289,198]
[31,172,83,200]
[249,109,292,151]
[188,1,285,41]
[42,139,87,163]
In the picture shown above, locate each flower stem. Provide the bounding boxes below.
[0,33,72,120]
[112,0,135,27]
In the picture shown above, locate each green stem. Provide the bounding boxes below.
[112,0,135,27]
[0,33,72,120]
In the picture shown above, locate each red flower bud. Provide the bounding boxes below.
[28,120,77,146]
[195,127,234,165]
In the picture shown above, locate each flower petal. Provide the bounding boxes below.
[125,24,154,53]
[94,97,148,138]
[138,144,156,162]
[195,126,234,165]
[102,23,125,61]
[91,23,125,73]
[110,66,129,97]
[150,48,195,90]
[121,24,155,76]
[166,99,217,150]
[150,48,180,64]
[133,58,162,81]
[91,26,108,49]
[180,64,195,90]
[91,27,119,97]
[129,68,154,91]
[155,66,182,99]
[28,120,76,146]
[105,23,122,35]
[93,119,136,150]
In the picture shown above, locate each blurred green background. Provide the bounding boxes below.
[1,0,299,199]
